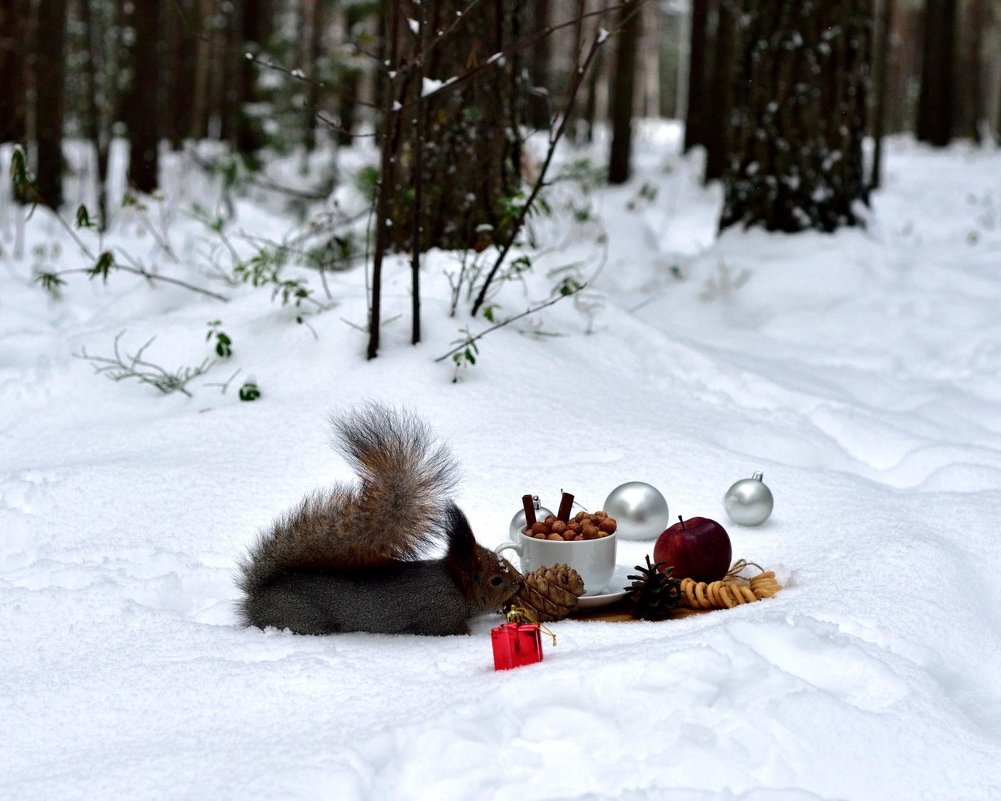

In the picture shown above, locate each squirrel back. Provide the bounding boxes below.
[237,405,522,635]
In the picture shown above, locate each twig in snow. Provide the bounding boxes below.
[75,332,216,397]
[434,284,588,364]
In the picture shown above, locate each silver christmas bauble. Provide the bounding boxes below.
[509,496,555,540]
[602,481,670,540]
[724,472,774,526]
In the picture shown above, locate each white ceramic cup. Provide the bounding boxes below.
[495,531,617,595]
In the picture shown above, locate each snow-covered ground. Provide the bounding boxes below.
[2,124,1001,800]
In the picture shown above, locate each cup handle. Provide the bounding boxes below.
[495,541,521,566]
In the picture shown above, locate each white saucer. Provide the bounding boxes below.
[577,564,634,609]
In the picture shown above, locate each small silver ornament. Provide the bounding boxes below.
[602,481,670,540]
[724,472,774,526]
[509,496,555,540]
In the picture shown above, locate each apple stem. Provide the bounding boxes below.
[678,515,685,529]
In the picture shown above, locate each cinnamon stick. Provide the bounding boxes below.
[557,492,574,522]
[522,494,537,528]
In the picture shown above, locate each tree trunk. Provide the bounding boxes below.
[34,0,68,208]
[915,0,955,147]
[80,0,111,226]
[302,0,324,153]
[955,0,985,142]
[703,0,736,182]
[202,4,232,141]
[128,0,162,192]
[0,0,29,144]
[336,3,366,147]
[238,0,271,156]
[409,1,428,346]
[368,0,403,360]
[887,3,918,134]
[608,0,642,185]
[720,0,872,234]
[383,0,525,252]
[683,0,710,153]
[582,44,605,145]
[526,0,553,130]
[163,0,181,149]
[870,0,894,189]
[218,3,241,144]
[640,2,660,117]
[566,0,590,144]
[190,0,212,140]
[167,0,196,149]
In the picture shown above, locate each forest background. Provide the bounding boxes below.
[2,1,1000,361]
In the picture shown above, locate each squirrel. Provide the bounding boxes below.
[237,404,523,636]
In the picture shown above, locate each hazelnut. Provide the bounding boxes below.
[547,533,563,541]
[582,524,599,540]
[574,511,589,522]
[598,517,617,534]
[551,520,567,535]
[531,522,549,536]
[594,510,608,519]
[544,514,557,524]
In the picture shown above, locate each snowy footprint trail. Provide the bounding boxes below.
[3,132,1001,800]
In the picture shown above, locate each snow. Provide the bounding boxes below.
[421,76,456,98]
[2,123,1001,800]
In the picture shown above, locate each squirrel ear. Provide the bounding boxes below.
[443,502,481,579]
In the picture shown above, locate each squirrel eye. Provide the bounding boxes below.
[490,576,503,586]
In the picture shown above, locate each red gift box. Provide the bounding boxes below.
[491,622,544,670]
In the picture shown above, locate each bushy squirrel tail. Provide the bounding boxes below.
[237,404,460,597]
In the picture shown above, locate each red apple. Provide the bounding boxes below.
[653,515,732,582]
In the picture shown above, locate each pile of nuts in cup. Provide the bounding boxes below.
[521,492,617,541]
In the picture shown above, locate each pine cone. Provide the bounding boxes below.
[508,563,586,622]
[627,556,682,621]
